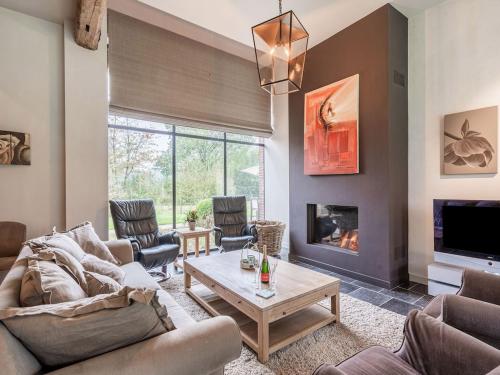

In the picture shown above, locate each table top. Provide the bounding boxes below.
[176,227,212,236]
[184,250,340,311]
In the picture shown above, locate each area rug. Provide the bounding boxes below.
[160,274,405,375]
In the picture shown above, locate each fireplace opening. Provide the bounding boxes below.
[307,204,359,252]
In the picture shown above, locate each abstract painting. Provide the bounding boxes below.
[304,74,359,175]
[443,106,497,175]
[0,130,31,165]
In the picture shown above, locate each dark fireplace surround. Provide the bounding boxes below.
[289,5,408,288]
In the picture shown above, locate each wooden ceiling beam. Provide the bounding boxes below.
[74,0,107,50]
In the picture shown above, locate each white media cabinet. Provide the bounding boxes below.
[427,251,500,296]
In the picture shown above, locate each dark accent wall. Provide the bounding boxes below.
[289,5,408,288]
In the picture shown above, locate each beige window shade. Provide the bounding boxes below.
[108,11,272,137]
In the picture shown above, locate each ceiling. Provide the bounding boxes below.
[0,0,445,50]
[138,0,446,48]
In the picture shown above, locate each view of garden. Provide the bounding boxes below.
[108,115,264,240]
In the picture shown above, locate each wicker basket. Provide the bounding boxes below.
[250,220,286,256]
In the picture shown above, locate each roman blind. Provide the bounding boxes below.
[108,11,272,137]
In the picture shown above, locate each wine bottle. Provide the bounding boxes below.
[260,245,270,284]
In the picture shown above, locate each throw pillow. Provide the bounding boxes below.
[20,258,87,307]
[80,253,125,284]
[26,234,86,262]
[25,246,87,290]
[0,287,174,367]
[60,222,120,265]
[84,271,121,296]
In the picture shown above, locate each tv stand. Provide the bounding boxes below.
[428,252,500,296]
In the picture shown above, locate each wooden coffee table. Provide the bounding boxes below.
[183,250,340,362]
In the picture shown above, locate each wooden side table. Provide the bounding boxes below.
[174,227,212,269]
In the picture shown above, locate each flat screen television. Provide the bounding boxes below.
[434,199,500,261]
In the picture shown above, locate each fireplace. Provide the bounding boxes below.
[307,204,359,252]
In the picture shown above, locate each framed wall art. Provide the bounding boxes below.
[304,74,359,175]
[0,130,31,165]
[443,106,497,175]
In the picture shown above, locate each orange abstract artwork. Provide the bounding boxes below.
[304,74,359,175]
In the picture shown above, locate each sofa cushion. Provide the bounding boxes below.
[0,287,174,367]
[81,253,125,284]
[121,262,160,290]
[27,234,86,262]
[85,271,121,296]
[20,258,87,307]
[29,247,87,289]
[157,289,195,329]
[60,222,120,265]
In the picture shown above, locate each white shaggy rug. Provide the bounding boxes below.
[161,274,405,375]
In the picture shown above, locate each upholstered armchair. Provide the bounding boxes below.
[313,310,500,375]
[212,196,257,252]
[422,268,500,349]
[109,199,180,280]
[0,222,26,279]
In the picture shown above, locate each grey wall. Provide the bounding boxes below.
[289,5,408,288]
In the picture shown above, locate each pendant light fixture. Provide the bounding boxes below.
[252,0,309,95]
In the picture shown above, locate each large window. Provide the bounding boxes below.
[108,114,265,238]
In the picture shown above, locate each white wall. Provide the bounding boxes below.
[0,7,65,239]
[265,95,290,249]
[64,19,109,239]
[0,6,109,240]
[408,0,500,282]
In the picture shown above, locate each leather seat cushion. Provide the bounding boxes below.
[139,244,179,269]
[220,236,254,252]
[121,262,160,290]
[337,346,419,375]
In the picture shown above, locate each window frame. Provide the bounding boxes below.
[108,119,265,228]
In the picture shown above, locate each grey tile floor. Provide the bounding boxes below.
[288,258,432,316]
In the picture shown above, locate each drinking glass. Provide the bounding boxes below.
[253,250,261,287]
[270,258,279,291]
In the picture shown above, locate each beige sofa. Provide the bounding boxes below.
[0,240,242,375]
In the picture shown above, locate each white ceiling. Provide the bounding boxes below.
[138,0,446,48]
[0,0,445,50]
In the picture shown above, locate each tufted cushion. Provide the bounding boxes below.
[212,196,248,237]
[109,199,160,249]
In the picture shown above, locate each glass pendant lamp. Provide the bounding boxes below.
[252,0,309,95]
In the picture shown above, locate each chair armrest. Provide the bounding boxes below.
[398,310,500,375]
[441,294,500,348]
[104,240,134,265]
[159,231,180,246]
[312,364,346,375]
[213,226,223,247]
[243,224,258,240]
[458,268,500,305]
[47,316,242,375]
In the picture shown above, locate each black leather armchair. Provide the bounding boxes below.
[109,199,180,280]
[212,196,257,252]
